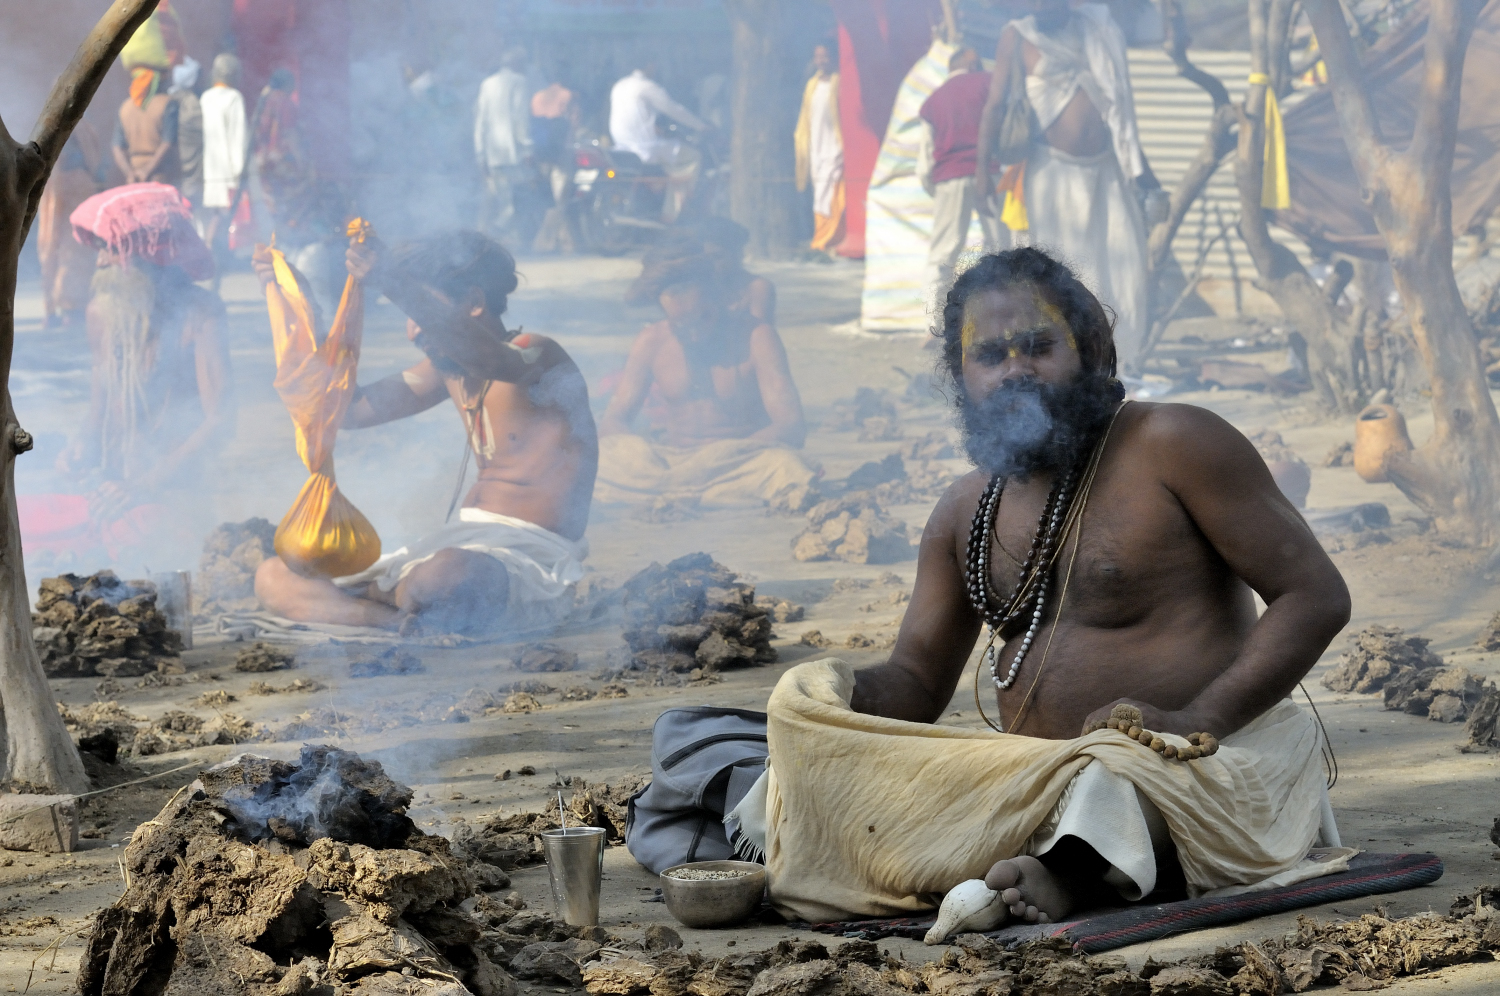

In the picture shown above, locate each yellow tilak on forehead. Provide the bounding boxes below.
[1034,293,1077,351]
[961,314,979,356]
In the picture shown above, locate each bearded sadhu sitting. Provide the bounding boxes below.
[251,230,597,636]
[29,183,233,570]
[733,248,1353,929]
[595,234,812,508]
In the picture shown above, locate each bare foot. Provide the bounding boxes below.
[983,855,1076,924]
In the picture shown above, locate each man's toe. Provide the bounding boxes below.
[985,860,1022,892]
[1024,905,1040,922]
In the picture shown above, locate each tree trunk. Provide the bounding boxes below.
[1235,0,1362,414]
[0,0,162,793]
[1305,0,1500,542]
[726,0,800,259]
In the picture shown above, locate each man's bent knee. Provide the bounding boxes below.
[395,548,511,634]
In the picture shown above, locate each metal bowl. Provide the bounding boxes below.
[659,860,766,929]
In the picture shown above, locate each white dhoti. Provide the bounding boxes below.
[1012,145,1149,370]
[593,434,816,508]
[759,659,1348,922]
[333,507,587,634]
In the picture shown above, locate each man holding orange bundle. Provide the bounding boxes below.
[252,229,597,636]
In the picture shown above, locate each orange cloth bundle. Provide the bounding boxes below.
[261,219,381,579]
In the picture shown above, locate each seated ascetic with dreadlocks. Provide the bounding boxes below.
[732,247,1352,929]
[253,230,597,635]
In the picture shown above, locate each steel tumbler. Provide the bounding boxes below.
[542,826,605,926]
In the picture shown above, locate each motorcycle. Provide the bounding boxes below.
[568,123,727,255]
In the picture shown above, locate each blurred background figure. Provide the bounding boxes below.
[695,216,776,326]
[794,42,843,256]
[27,183,234,572]
[474,46,534,241]
[35,125,102,329]
[113,35,180,186]
[199,52,246,282]
[531,72,580,252]
[609,62,709,224]
[975,0,1158,369]
[168,56,204,219]
[253,68,309,234]
[917,46,1002,307]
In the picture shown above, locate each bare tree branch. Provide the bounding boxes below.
[1301,0,1386,188]
[1147,0,1238,272]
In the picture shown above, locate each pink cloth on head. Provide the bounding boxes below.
[69,182,214,280]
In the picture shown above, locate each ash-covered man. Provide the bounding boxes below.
[254,231,597,636]
[596,236,811,507]
[750,248,1350,926]
[52,184,233,550]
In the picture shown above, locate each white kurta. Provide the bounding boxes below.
[807,78,843,217]
[1011,7,1150,370]
[199,84,246,209]
[474,68,532,170]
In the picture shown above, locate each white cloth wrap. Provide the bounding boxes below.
[1011,6,1145,181]
[808,78,843,216]
[333,508,587,633]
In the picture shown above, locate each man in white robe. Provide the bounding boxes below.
[975,1,1159,371]
[794,44,845,253]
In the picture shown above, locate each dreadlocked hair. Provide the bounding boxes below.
[388,230,519,316]
[625,232,716,305]
[935,247,1118,389]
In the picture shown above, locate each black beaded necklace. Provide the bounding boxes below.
[964,461,1082,691]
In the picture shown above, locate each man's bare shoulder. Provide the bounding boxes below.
[926,468,988,542]
[1122,401,1276,493]
[1125,401,1254,456]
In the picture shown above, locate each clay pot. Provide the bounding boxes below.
[1353,404,1413,483]
[1266,459,1311,509]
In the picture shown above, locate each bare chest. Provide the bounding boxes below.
[985,467,1223,628]
[651,332,757,404]
[447,380,568,464]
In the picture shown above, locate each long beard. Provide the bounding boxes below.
[957,371,1123,479]
[90,265,159,478]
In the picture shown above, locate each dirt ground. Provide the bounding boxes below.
[2,253,1499,992]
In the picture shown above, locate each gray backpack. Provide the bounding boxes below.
[625,706,769,875]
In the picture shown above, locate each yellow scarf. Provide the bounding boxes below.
[1248,72,1290,210]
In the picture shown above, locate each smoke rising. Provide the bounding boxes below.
[956,372,1125,479]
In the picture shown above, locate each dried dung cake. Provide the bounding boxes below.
[824,386,898,432]
[79,746,516,996]
[619,553,776,672]
[1479,609,1500,651]
[513,642,578,673]
[235,641,296,672]
[791,494,916,564]
[1322,625,1443,694]
[349,646,425,677]
[1464,681,1500,748]
[1383,665,1485,722]
[197,517,277,616]
[59,700,260,758]
[32,571,182,678]
[456,778,645,870]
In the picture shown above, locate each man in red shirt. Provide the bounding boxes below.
[918,48,1003,309]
